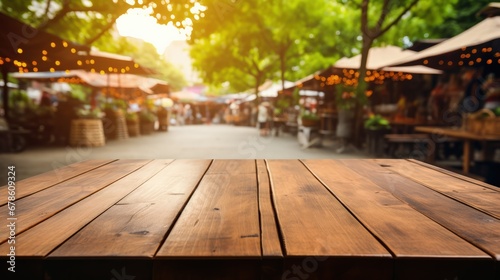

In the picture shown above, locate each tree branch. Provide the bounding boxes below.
[374,0,390,32]
[43,0,52,20]
[38,0,70,30]
[377,0,419,37]
[84,15,119,45]
[360,0,374,39]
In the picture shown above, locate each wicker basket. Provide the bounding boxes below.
[69,119,105,147]
[126,120,140,137]
[484,114,500,136]
[465,109,500,135]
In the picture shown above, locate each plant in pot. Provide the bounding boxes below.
[76,106,104,119]
[335,84,358,152]
[300,110,320,127]
[364,114,391,156]
[364,114,391,131]
[126,111,140,136]
[139,109,157,135]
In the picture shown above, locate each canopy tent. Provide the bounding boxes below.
[1,12,154,119]
[12,70,169,95]
[283,46,442,94]
[386,16,500,70]
[0,12,90,73]
[258,80,295,98]
[332,45,442,74]
[170,90,208,103]
[0,12,152,75]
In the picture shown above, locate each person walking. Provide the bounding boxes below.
[257,101,269,136]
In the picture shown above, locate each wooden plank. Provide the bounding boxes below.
[342,159,500,261]
[0,159,150,244]
[257,160,283,280]
[407,159,498,191]
[257,160,282,258]
[267,160,390,257]
[303,159,494,279]
[373,159,500,219]
[49,159,211,258]
[157,159,261,258]
[0,159,116,205]
[0,159,173,257]
[267,160,392,279]
[154,160,261,280]
[303,159,489,258]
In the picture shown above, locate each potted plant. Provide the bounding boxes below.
[364,114,391,156]
[300,110,320,127]
[139,109,157,135]
[364,114,391,131]
[335,84,357,145]
[125,112,140,137]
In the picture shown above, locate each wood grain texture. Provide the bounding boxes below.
[303,159,489,259]
[373,159,500,219]
[0,159,149,244]
[157,159,261,258]
[343,159,500,261]
[257,160,282,257]
[267,160,390,257]
[0,159,115,205]
[0,159,173,257]
[407,159,499,191]
[49,159,211,258]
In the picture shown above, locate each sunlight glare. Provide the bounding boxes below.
[116,8,189,54]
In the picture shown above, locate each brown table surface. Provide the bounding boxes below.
[1,159,499,280]
[414,126,500,174]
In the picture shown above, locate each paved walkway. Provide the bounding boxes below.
[0,124,370,181]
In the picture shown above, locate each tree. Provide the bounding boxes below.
[336,0,457,146]
[190,18,278,99]
[131,41,187,91]
[0,0,203,45]
[189,0,344,97]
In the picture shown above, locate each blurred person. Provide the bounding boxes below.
[258,101,270,136]
[428,75,449,121]
[482,73,500,110]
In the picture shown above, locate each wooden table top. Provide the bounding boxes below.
[415,126,500,141]
[1,159,499,280]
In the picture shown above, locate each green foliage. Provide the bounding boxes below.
[190,0,339,93]
[494,107,500,117]
[68,84,88,102]
[76,107,104,119]
[1,0,489,96]
[0,0,201,39]
[139,110,156,123]
[125,111,138,122]
[301,110,320,121]
[364,114,391,130]
[428,0,491,39]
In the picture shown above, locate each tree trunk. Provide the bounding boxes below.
[352,38,373,148]
[279,47,286,92]
[2,67,9,121]
[254,72,263,105]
